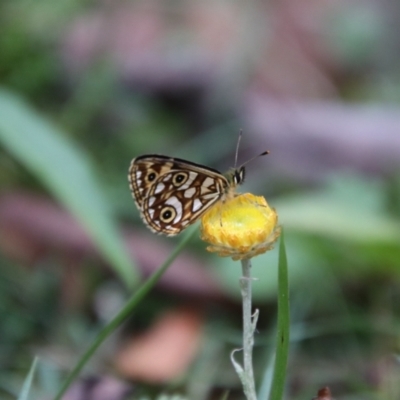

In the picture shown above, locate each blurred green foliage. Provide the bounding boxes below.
[0,0,400,399]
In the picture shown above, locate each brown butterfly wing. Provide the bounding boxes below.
[128,155,228,236]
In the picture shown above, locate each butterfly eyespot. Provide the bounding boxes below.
[172,172,188,187]
[146,172,157,183]
[160,206,176,223]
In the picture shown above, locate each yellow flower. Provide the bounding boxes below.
[200,193,281,260]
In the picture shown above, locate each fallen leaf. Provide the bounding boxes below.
[115,308,204,383]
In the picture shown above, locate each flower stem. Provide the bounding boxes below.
[231,258,258,400]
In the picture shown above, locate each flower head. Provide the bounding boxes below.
[200,193,280,260]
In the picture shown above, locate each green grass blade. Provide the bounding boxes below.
[0,89,136,287]
[268,230,290,400]
[18,357,38,400]
[53,228,196,400]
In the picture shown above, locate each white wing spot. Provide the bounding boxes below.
[154,183,165,194]
[193,199,203,212]
[179,172,198,190]
[184,187,196,198]
[136,170,142,179]
[148,209,155,218]
[136,179,142,186]
[203,177,214,187]
[165,196,182,223]
[203,193,220,200]
[148,196,156,207]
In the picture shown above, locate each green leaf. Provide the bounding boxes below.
[268,231,290,400]
[0,88,137,287]
[18,357,38,400]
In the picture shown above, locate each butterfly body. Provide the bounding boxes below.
[129,155,245,236]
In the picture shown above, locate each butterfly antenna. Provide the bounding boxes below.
[234,129,243,168]
[240,150,270,168]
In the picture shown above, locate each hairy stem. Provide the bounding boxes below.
[239,258,258,400]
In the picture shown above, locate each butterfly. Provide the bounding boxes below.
[128,139,269,236]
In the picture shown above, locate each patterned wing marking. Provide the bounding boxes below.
[129,155,229,236]
[128,157,176,208]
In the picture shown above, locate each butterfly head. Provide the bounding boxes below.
[229,149,269,188]
[231,166,246,186]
